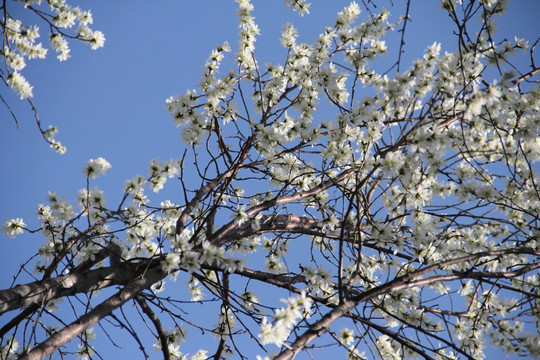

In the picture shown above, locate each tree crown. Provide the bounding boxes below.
[1,1,539,359]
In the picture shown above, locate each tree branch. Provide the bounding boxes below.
[18,264,166,360]
[136,295,171,360]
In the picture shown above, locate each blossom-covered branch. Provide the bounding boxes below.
[1,0,539,359]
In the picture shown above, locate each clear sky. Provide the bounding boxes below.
[1,0,539,358]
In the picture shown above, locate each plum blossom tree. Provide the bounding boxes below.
[1,0,540,359]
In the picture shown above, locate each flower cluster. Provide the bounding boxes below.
[0,218,26,238]
[84,157,112,179]
[259,291,313,346]
[375,335,402,360]
[283,0,310,16]
[235,0,259,70]
[1,1,104,97]
[0,336,19,360]
[1,0,105,154]
[147,159,181,192]
[2,18,46,98]
[42,126,66,154]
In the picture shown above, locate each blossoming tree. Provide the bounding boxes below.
[1,0,539,359]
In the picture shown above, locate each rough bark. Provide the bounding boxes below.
[17,264,166,360]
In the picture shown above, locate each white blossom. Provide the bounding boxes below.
[1,218,26,238]
[84,157,112,179]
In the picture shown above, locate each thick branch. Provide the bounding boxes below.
[213,214,319,246]
[211,167,365,246]
[18,264,166,360]
[0,259,158,315]
[1,267,122,315]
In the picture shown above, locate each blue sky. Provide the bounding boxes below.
[1,0,539,358]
